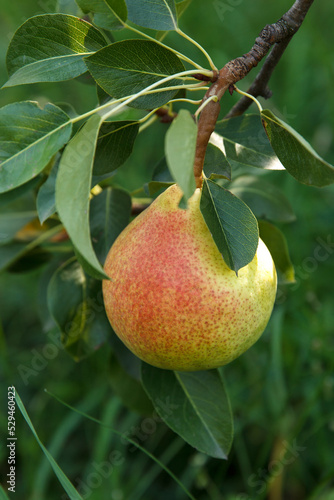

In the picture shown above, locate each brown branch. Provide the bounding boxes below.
[225,0,314,118]
[193,0,315,186]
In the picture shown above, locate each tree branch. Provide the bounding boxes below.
[193,0,315,186]
[225,0,314,118]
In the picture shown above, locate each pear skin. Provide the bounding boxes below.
[103,184,277,371]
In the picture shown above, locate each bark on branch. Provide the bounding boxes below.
[193,0,315,188]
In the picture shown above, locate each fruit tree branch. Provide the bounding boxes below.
[193,0,315,188]
[225,0,314,118]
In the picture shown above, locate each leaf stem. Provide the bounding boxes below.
[176,28,218,72]
[138,114,158,133]
[123,22,203,70]
[233,86,263,112]
[194,95,219,120]
[100,72,209,122]
[71,72,210,125]
[169,97,203,106]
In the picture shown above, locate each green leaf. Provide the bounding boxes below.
[109,353,154,414]
[89,187,132,263]
[258,220,295,284]
[47,258,111,360]
[55,114,108,280]
[229,175,295,223]
[213,114,284,171]
[165,109,197,200]
[37,162,59,224]
[93,120,139,179]
[85,39,185,109]
[146,180,175,196]
[204,143,231,180]
[200,178,259,273]
[152,156,174,183]
[15,391,84,500]
[4,14,106,87]
[125,0,177,30]
[76,0,127,31]
[145,157,175,195]
[141,364,233,459]
[156,0,192,40]
[261,109,334,187]
[0,102,72,193]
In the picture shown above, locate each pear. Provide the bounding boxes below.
[103,183,277,371]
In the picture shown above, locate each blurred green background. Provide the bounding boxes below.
[1,1,334,499]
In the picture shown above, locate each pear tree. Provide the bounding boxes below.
[1,0,333,496]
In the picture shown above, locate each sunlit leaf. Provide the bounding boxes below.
[125,0,177,30]
[4,14,106,87]
[85,39,185,109]
[261,109,334,186]
[212,114,284,171]
[76,0,127,31]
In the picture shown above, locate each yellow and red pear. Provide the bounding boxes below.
[103,184,277,371]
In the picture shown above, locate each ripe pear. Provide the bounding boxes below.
[103,184,277,371]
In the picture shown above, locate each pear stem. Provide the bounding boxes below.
[193,66,231,188]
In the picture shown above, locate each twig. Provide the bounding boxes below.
[193,0,315,187]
